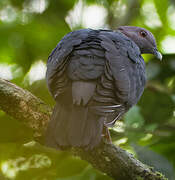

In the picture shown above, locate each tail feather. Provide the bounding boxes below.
[82,113,104,148]
[45,103,61,148]
[90,117,104,148]
[67,105,88,146]
[54,103,70,146]
[45,102,103,149]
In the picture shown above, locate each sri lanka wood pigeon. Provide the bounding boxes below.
[46,26,162,149]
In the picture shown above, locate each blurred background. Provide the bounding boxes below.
[0,0,175,179]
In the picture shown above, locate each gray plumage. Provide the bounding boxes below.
[46,27,162,149]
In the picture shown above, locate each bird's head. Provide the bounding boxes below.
[117,26,162,60]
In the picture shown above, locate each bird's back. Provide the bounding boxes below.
[46,29,146,149]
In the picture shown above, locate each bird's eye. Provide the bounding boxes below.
[140,30,147,37]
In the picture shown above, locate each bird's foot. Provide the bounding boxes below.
[102,125,112,144]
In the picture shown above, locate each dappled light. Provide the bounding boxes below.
[0,64,13,80]
[141,0,162,29]
[114,137,128,146]
[0,0,174,179]
[66,0,107,29]
[113,121,125,133]
[168,5,175,30]
[23,0,48,14]
[0,5,17,23]
[27,60,46,85]
[1,155,51,179]
[82,4,107,29]
[161,35,175,54]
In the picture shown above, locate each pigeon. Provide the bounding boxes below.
[45,26,162,149]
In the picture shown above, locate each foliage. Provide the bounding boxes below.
[0,0,175,179]
[0,142,112,180]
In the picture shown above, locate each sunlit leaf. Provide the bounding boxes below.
[153,0,168,25]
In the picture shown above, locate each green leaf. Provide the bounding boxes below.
[153,0,168,25]
[124,106,145,128]
[139,89,174,124]
[0,142,113,180]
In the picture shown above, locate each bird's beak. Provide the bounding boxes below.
[153,49,162,60]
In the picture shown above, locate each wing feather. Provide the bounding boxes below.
[47,29,146,124]
[46,29,91,98]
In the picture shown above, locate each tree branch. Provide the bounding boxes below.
[0,78,166,180]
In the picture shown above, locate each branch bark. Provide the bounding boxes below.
[0,78,166,180]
